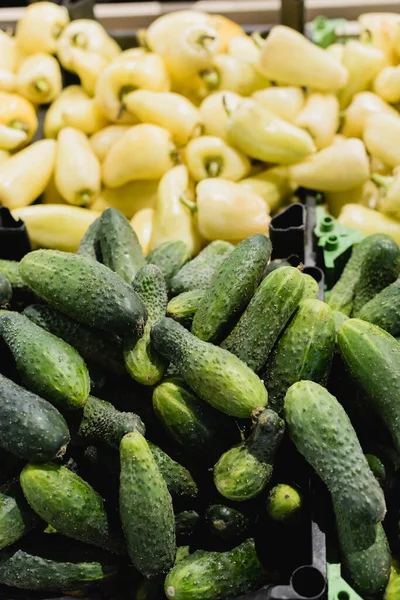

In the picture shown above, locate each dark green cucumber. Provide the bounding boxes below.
[366,454,387,487]
[302,273,319,300]
[19,249,147,336]
[206,505,249,541]
[164,538,265,600]
[0,481,37,550]
[147,442,198,499]
[192,235,271,343]
[175,510,200,541]
[119,432,176,579]
[264,299,335,413]
[146,240,191,287]
[264,257,292,276]
[358,279,400,336]
[284,381,386,524]
[167,289,204,328]
[151,318,268,418]
[170,240,234,295]
[214,408,284,501]
[352,234,400,315]
[100,208,145,283]
[332,310,349,339]
[77,216,102,261]
[221,267,304,372]
[0,272,11,307]
[23,303,124,375]
[0,259,31,301]
[0,373,70,461]
[0,311,90,411]
[266,484,303,522]
[338,318,400,454]
[124,264,167,386]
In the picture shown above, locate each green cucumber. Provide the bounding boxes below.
[167,289,204,328]
[264,257,292,276]
[151,318,268,418]
[221,266,304,372]
[0,373,70,461]
[0,259,31,301]
[385,562,400,600]
[266,484,303,522]
[175,546,191,564]
[192,235,271,343]
[100,208,145,283]
[170,240,234,295]
[214,408,284,501]
[147,442,198,499]
[264,299,335,413]
[358,279,400,337]
[366,454,387,487]
[0,482,37,550]
[124,264,167,386]
[0,311,90,411]
[77,216,102,261]
[19,249,147,336]
[338,318,400,454]
[175,510,200,541]
[352,234,400,315]
[164,538,265,600]
[284,381,386,525]
[0,272,11,307]
[146,240,191,287]
[302,273,319,300]
[332,310,349,338]
[23,303,124,375]
[119,432,176,579]
[206,505,249,541]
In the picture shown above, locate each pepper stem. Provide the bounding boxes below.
[180,194,198,213]
[205,157,222,178]
[77,190,93,207]
[8,119,29,133]
[371,173,391,189]
[72,32,87,49]
[33,78,50,94]
[200,68,220,91]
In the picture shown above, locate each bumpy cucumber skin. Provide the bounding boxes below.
[19,250,147,337]
[284,381,385,525]
[338,318,400,454]
[0,492,25,550]
[365,454,387,487]
[100,208,145,284]
[358,279,400,337]
[0,259,30,296]
[332,310,349,339]
[206,505,249,541]
[0,548,117,591]
[147,442,198,499]
[264,299,335,413]
[167,289,204,328]
[0,312,90,411]
[164,538,265,600]
[170,241,234,295]
[0,373,70,462]
[119,432,176,579]
[302,273,319,300]
[146,240,191,286]
[192,235,271,343]
[77,217,102,261]
[151,318,268,418]
[221,267,304,372]
[124,265,167,386]
[266,484,303,522]
[0,272,11,307]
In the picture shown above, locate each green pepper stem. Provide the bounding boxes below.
[180,194,198,213]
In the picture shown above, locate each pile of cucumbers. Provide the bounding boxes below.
[0,208,400,599]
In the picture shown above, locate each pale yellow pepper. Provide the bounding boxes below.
[0,70,15,93]
[364,113,400,168]
[373,66,400,104]
[57,20,120,71]
[0,31,18,72]
[90,125,131,162]
[253,87,305,124]
[0,92,37,147]
[338,41,385,109]
[44,85,87,139]
[296,92,339,149]
[114,48,147,64]
[16,53,62,105]
[12,204,100,252]
[0,150,10,166]
[42,174,65,205]
[371,171,400,217]
[184,135,250,182]
[0,139,56,209]
[55,127,101,206]
[209,15,246,52]
[102,124,178,188]
[358,13,400,67]
[101,180,159,219]
[200,54,267,97]
[341,91,398,139]
[338,203,400,245]
[15,2,69,56]
[227,35,262,68]
[0,125,27,151]
[63,98,109,135]
[145,10,210,52]
[69,48,109,97]
[199,91,241,141]
[325,180,380,218]
[130,207,154,255]
[238,166,292,213]
[326,43,345,62]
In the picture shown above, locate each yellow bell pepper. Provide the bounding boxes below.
[371,171,400,217]
[325,180,380,218]
[42,174,65,205]
[238,166,292,213]
[199,91,241,141]
[373,66,400,104]
[258,26,348,92]
[145,10,210,52]
[209,15,246,52]
[370,156,392,176]
[341,91,398,139]
[227,98,316,164]
[0,31,18,72]
[102,124,178,188]
[90,125,131,162]
[130,207,154,255]
[150,165,200,254]
[358,13,400,67]
[0,92,37,146]
[12,204,100,252]
[16,53,62,105]
[0,150,10,166]
[55,127,101,206]
[364,113,400,168]
[69,48,109,97]
[196,178,270,242]
[101,180,159,218]
[57,19,120,71]
[295,92,339,150]
[253,87,304,124]
[0,139,56,209]
[326,43,345,62]
[289,138,370,192]
[44,85,88,139]
[227,35,262,66]
[114,48,147,64]
[0,70,15,93]
[15,2,69,56]
[184,135,250,182]
[338,41,385,109]
[63,97,109,135]
[0,125,27,151]
[338,203,400,245]
[124,90,201,146]
[200,54,268,96]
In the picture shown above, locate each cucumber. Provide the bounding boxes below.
[151,318,268,418]
[147,442,198,499]
[175,510,200,541]
[358,279,400,337]
[170,240,234,295]
[0,311,90,411]
[167,289,204,328]
[0,259,31,301]
[124,264,167,386]
[386,562,400,600]
[19,249,147,336]
[205,505,250,541]
[332,310,349,338]
[164,538,265,600]
[20,463,119,553]
[133,578,162,600]
[0,373,70,461]
[365,454,387,487]
[302,273,319,300]
[119,432,176,579]
[0,272,11,307]
[284,381,386,525]
[192,235,271,343]
[0,482,36,550]
[100,208,145,283]
[23,303,124,375]
[146,240,191,287]
[266,484,303,522]
[213,408,284,501]
[264,299,335,413]
[175,545,191,564]
[264,257,292,276]
[352,234,400,316]
[221,267,304,372]
[338,318,400,454]
[77,216,102,261]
